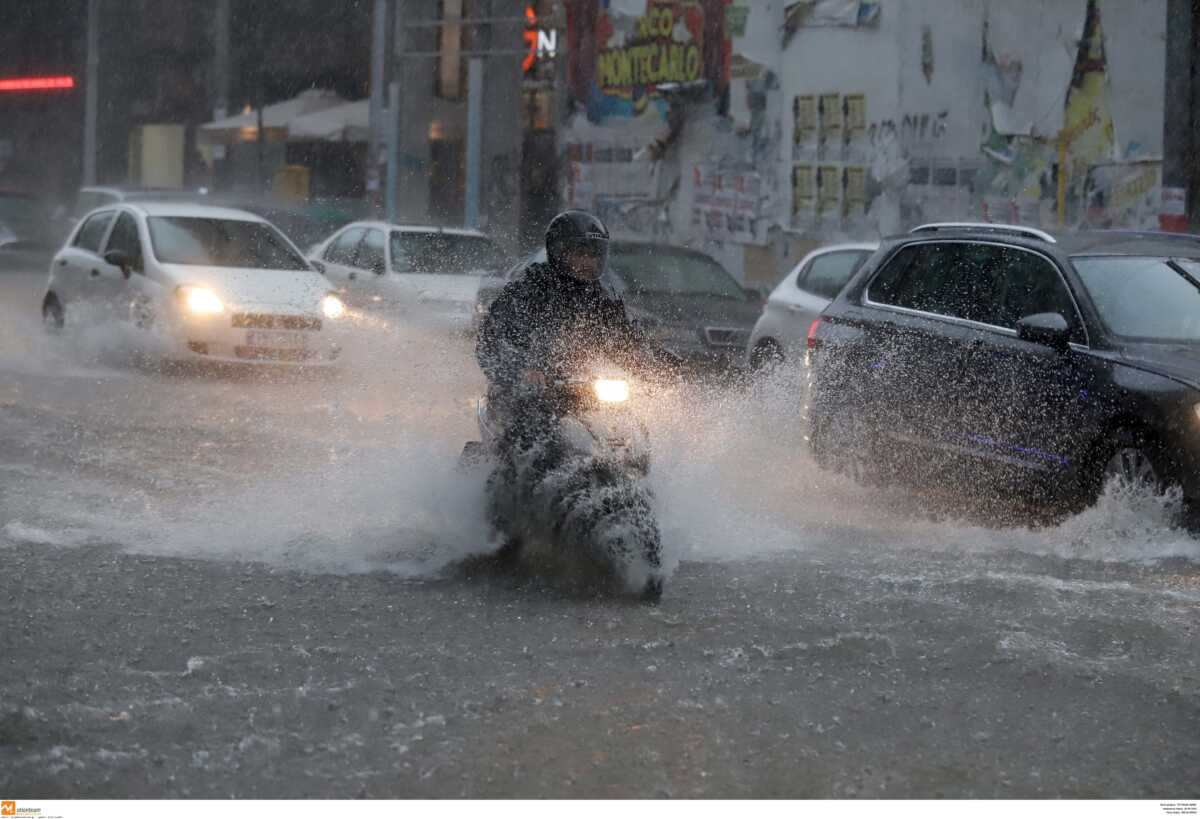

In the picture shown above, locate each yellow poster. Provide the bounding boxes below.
[792,164,815,218]
[819,94,841,137]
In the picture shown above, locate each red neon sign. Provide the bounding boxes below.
[0,76,76,92]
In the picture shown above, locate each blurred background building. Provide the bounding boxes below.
[1,0,1198,280]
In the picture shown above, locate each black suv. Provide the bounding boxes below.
[807,223,1200,518]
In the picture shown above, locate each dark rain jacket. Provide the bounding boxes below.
[476,260,671,400]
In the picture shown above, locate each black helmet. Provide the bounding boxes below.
[545,210,610,281]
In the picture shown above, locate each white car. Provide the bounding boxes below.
[309,221,504,329]
[41,202,346,366]
[746,242,877,370]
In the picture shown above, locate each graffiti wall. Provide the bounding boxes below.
[566,0,733,123]
[781,0,1168,240]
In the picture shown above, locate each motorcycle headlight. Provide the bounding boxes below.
[322,294,346,320]
[593,378,630,403]
[178,286,224,315]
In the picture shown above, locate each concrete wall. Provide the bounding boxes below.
[563,0,1173,283]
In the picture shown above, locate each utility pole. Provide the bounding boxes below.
[1163,0,1197,230]
[386,0,405,222]
[83,0,99,186]
[214,0,230,120]
[464,57,483,228]
[368,0,389,206]
[386,80,400,221]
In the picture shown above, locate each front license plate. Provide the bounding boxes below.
[246,330,308,348]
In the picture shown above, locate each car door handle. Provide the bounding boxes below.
[348,271,357,280]
[91,268,100,277]
[59,259,67,267]
[786,304,804,312]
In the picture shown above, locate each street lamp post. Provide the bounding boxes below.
[83,0,99,186]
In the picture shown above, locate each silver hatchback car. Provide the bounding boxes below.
[745,242,876,371]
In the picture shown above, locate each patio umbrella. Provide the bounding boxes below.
[287,99,370,142]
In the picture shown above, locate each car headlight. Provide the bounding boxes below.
[322,294,346,320]
[178,286,224,315]
[593,378,630,403]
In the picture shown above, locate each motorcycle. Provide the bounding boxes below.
[460,366,665,601]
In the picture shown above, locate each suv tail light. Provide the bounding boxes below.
[806,318,823,351]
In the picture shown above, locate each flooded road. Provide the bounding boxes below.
[1,260,1197,797]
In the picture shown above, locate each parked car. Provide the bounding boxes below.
[42,202,345,366]
[309,222,504,329]
[214,199,355,254]
[68,185,207,220]
[476,242,761,372]
[745,241,876,371]
[806,222,1200,519]
[0,190,56,251]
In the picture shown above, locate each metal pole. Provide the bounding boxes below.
[465,57,483,229]
[214,0,230,120]
[368,0,387,200]
[256,86,265,194]
[83,0,99,185]
[1164,0,1197,229]
[386,80,400,222]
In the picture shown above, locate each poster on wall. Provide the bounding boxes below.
[1082,161,1162,230]
[818,93,841,161]
[792,164,815,225]
[841,93,866,162]
[792,94,817,161]
[566,0,733,123]
[842,165,866,216]
[692,164,766,244]
[566,159,595,210]
[817,164,841,214]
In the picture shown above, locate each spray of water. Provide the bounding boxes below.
[3,293,1199,578]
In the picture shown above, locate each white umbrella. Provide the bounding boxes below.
[199,89,347,143]
[286,99,370,142]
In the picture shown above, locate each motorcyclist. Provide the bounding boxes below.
[476,209,676,426]
[473,211,674,600]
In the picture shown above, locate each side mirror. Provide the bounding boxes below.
[371,260,386,276]
[103,249,131,278]
[310,259,327,275]
[1016,312,1072,351]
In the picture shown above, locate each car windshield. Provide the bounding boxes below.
[391,233,503,274]
[147,217,310,270]
[1072,255,1200,342]
[609,246,745,300]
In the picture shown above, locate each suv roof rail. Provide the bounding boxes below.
[1071,229,1200,244]
[910,222,1057,244]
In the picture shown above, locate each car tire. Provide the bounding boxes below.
[749,339,783,373]
[1098,429,1169,495]
[42,294,64,332]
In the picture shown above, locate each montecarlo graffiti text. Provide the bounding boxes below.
[597,42,702,92]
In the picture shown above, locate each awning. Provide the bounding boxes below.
[199,89,347,144]
[286,99,370,142]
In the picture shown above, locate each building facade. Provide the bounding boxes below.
[558,0,1178,287]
